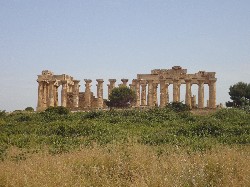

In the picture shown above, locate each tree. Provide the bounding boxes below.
[226,82,250,107]
[106,86,136,108]
[166,102,190,112]
[24,107,34,112]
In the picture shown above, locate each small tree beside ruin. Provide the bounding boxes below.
[226,82,250,110]
[106,86,136,108]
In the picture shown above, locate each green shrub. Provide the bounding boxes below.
[166,102,190,112]
[17,114,32,122]
[0,110,6,118]
[83,111,104,119]
[44,106,70,115]
[106,86,136,108]
[213,108,248,121]
[24,107,34,112]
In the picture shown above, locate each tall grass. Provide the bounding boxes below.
[0,108,249,186]
[0,144,249,187]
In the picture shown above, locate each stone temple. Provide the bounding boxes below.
[36,66,217,111]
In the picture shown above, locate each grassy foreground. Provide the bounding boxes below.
[0,144,249,187]
[0,108,249,186]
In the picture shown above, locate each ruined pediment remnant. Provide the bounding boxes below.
[36,66,217,111]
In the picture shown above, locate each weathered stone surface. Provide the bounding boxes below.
[185,79,192,107]
[198,80,205,108]
[147,80,154,107]
[159,80,166,108]
[96,79,104,108]
[37,66,217,111]
[191,95,197,108]
[140,80,147,106]
[108,79,116,96]
[84,79,92,108]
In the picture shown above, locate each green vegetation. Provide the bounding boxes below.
[106,86,136,108]
[0,106,249,186]
[167,101,191,112]
[0,107,249,160]
[226,82,250,111]
[24,107,34,112]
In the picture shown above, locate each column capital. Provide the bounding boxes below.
[121,78,129,82]
[73,80,80,84]
[132,79,138,84]
[108,79,116,83]
[184,78,192,82]
[147,80,154,84]
[49,80,56,84]
[84,79,92,83]
[61,80,67,84]
[37,79,43,83]
[153,82,158,87]
[209,78,217,84]
[140,80,147,85]
[96,79,104,83]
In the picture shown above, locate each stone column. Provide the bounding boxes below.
[54,85,59,107]
[209,79,216,108]
[185,79,192,108]
[42,81,49,108]
[147,80,154,107]
[73,80,80,108]
[96,79,104,108]
[153,83,158,106]
[173,79,179,102]
[129,80,136,91]
[37,80,44,111]
[61,80,68,107]
[49,80,56,107]
[135,79,140,107]
[198,80,204,108]
[67,84,72,92]
[70,84,73,92]
[166,83,169,104]
[129,79,136,107]
[121,79,129,87]
[160,80,166,108]
[140,80,147,106]
[46,82,50,107]
[177,82,181,102]
[108,79,116,96]
[84,79,92,108]
[191,95,196,108]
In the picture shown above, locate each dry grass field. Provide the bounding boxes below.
[0,144,249,187]
[0,107,249,186]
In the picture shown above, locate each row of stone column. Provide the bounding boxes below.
[130,79,216,109]
[37,80,59,110]
[37,78,216,111]
[185,79,216,108]
[108,78,216,108]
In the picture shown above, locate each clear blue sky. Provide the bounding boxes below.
[0,0,249,111]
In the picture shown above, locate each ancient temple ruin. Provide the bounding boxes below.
[36,66,217,111]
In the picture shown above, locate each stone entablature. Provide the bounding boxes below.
[36,66,217,111]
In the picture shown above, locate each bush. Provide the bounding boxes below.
[25,107,34,112]
[44,106,70,115]
[106,86,136,108]
[83,111,104,119]
[0,110,6,117]
[166,102,190,112]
